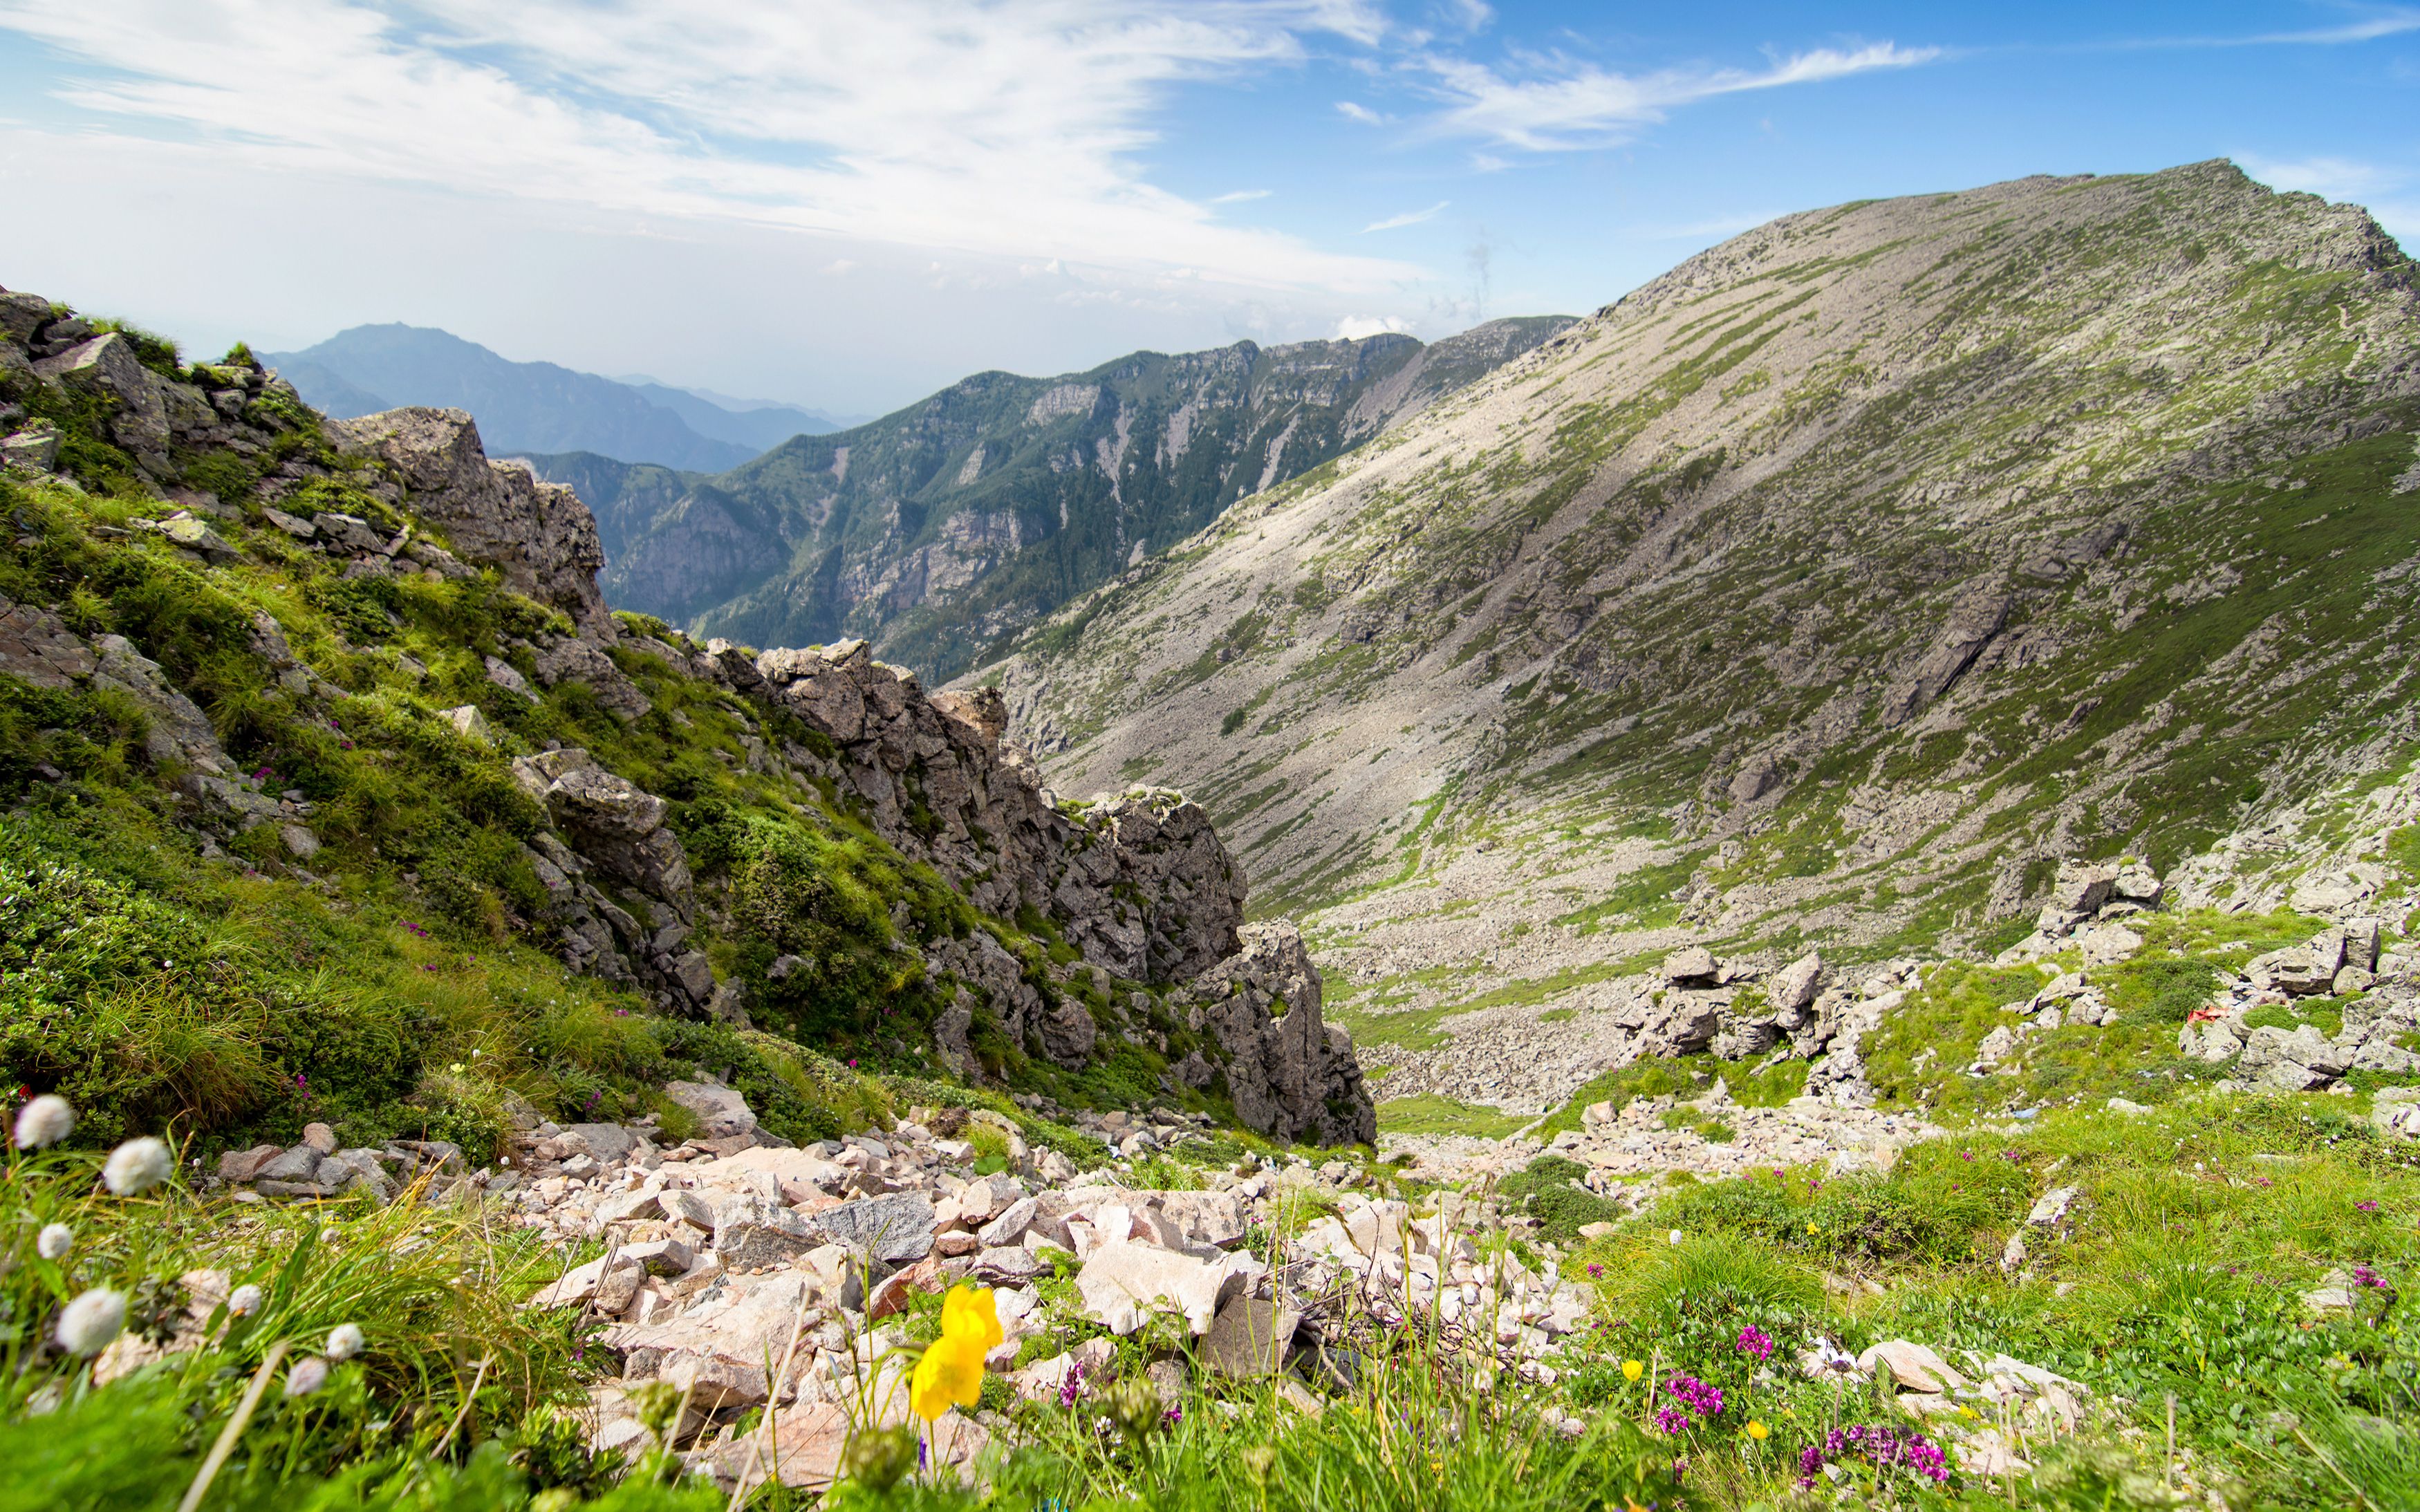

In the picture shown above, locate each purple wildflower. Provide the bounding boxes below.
[1664,1374,1724,1419]
[1653,1406,1691,1436]
[1823,1424,1949,1484]
[1736,1325,1774,1362]
[1059,1357,1095,1408]
[2356,1200,2381,1213]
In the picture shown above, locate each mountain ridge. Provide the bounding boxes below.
[527,315,1575,681]
[978,159,2420,1104]
[264,323,779,472]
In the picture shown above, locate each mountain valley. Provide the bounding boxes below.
[6,154,2420,1510]
[981,160,2420,1117]
[525,318,1575,681]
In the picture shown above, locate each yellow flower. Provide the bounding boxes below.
[1747,1419,1769,1441]
[942,1283,1004,1352]
[911,1332,987,1421]
[1806,1222,1819,1234]
[1622,1359,1644,1383]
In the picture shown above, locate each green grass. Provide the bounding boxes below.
[1375,1094,1532,1139]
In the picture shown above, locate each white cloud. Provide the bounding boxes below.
[2236,153,2396,200]
[1332,314,1412,337]
[0,0,1415,295]
[1336,100,1387,123]
[2237,153,2419,246]
[822,259,859,274]
[1211,188,1272,203]
[1413,41,1939,151]
[1363,200,1450,232]
[1437,0,1493,31]
[2246,10,2420,44]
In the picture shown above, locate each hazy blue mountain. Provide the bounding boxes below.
[615,377,855,449]
[263,325,759,472]
[265,358,392,420]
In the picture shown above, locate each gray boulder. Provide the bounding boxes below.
[805,1193,937,1264]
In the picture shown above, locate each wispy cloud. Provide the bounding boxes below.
[1363,200,1449,232]
[1211,187,1272,203]
[1412,41,1939,152]
[1336,100,1388,124]
[2085,8,2420,50]
[0,0,1415,294]
[2236,153,2397,199]
[2237,152,2419,245]
[2256,10,2420,43]
[1332,313,1412,337]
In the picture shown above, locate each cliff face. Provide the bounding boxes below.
[523,317,1574,681]
[0,285,1372,1146]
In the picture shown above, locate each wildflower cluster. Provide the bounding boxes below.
[1800,1424,1951,1486]
[1735,1325,1774,1362]
[1653,1374,1724,1435]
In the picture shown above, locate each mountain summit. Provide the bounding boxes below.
[983,161,2420,1067]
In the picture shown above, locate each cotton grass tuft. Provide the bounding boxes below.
[55,1289,126,1356]
[102,1137,173,1196]
[14,1094,73,1150]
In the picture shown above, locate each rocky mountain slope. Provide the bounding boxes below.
[982,161,2420,1108]
[265,324,797,472]
[0,281,1370,1147]
[534,317,1573,681]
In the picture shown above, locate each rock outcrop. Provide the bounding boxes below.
[1179,922,1374,1145]
[697,637,1246,985]
[330,407,615,640]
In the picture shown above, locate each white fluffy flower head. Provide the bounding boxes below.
[35,1223,71,1261]
[227,1283,263,1318]
[1668,1229,1684,1246]
[13,1094,73,1150]
[102,1137,173,1197]
[285,1356,329,1397]
[56,1289,126,1356]
[326,1323,364,1362]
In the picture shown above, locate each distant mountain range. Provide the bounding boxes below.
[262,325,851,472]
[517,316,1576,678]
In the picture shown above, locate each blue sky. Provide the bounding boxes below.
[0,1,2414,415]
